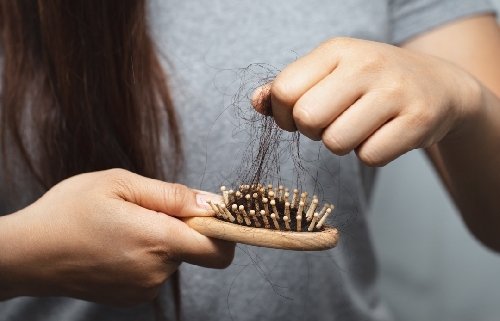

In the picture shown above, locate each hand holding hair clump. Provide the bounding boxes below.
[255,37,481,167]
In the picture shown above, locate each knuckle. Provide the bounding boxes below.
[322,131,351,155]
[293,105,316,130]
[271,77,296,107]
[162,247,180,263]
[357,146,386,167]
[406,105,434,128]
[159,232,184,263]
[324,37,352,48]
[415,136,434,149]
[382,73,406,97]
[356,51,386,73]
[106,168,130,179]
[168,183,190,213]
[105,168,132,187]
[101,168,136,199]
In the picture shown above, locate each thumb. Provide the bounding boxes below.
[108,169,222,217]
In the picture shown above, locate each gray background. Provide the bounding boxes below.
[368,3,500,319]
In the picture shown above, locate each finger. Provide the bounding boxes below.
[251,83,273,116]
[293,64,370,140]
[321,92,399,155]
[270,42,342,131]
[156,213,236,269]
[354,116,425,167]
[107,169,223,217]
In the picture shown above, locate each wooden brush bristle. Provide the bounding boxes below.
[211,184,334,232]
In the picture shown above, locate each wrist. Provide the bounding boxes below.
[0,213,25,299]
[442,71,485,143]
[0,210,48,300]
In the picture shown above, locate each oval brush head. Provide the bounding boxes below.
[183,184,339,251]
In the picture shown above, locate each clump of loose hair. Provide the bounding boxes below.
[225,63,313,193]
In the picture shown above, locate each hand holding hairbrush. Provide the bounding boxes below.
[183,184,338,251]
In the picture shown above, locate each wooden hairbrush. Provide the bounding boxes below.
[183,184,339,251]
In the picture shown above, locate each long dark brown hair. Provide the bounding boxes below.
[0,0,182,189]
[0,0,182,319]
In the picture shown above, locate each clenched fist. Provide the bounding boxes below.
[254,37,481,167]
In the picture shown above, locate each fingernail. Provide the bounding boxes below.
[196,193,223,210]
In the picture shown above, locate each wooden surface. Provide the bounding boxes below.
[182,216,339,251]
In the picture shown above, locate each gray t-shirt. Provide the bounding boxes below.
[0,0,494,320]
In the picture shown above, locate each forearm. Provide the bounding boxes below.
[433,85,500,251]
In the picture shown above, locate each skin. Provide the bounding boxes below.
[254,14,500,252]
[0,169,235,306]
[1,13,500,307]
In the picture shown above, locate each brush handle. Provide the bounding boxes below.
[182,216,339,251]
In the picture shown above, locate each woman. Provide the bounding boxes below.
[1,0,500,320]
